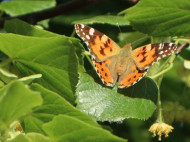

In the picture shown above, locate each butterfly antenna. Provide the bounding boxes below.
[116,17,121,33]
[116,22,122,33]
[131,35,148,46]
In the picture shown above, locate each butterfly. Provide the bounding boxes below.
[75,24,177,88]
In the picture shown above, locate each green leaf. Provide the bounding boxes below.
[4,19,85,72]
[184,60,190,70]
[160,60,190,108]
[52,14,96,26]
[73,15,130,26]
[0,81,42,127]
[5,19,58,37]
[23,83,99,133]
[180,47,190,60]
[118,32,149,48]
[0,0,56,16]
[0,80,4,88]
[8,133,51,142]
[0,34,79,103]
[76,73,157,121]
[43,115,126,142]
[120,0,190,36]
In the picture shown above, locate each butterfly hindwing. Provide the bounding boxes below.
[118,60,148,88]
[132,43,177,70]
[92,57,117,87]
[75,24,120,61]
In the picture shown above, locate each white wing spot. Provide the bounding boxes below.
[82,32,85,35]
[89,28,95,36]
[159,51,164,55]
[86,35,90,40]
[80,24,84,28]
[157,57,161,60]
[165,50,168,53]
[169,43,173,46]
[159,44,162,50]
[85,42,89,46]
[159,43,164,50]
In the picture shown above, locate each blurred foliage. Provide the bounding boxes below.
[0,0,189,142]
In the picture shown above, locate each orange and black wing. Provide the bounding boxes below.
[92,58,118,87]
[132,43,177,70]
[75,24,120,61]
[118,63,148,88]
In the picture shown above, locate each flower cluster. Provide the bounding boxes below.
[149,122,174,141]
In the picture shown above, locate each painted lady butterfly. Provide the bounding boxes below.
[75,24,177,88]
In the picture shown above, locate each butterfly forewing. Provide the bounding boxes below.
[75,24,120,61]
[132,43,177,70]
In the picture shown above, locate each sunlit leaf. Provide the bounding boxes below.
[73,15,130,26]
[120,0,190,36]
[23,83,99,133]
[43,115,126,142]
[0,81,42,127]
[0,34,80,103]
[0,0,56,16]
[5,19,58,37]
[76,73,157,121]
[8,133,51,142]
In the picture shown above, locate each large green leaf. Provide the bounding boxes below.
[180,47,190,60]
[120,0,190,36]
[4,19,85,71]
[23,83,99,133]
[76,73,157,121]
[0,81,42,128]
[5,19,58,37]
[0,34,80,103]
[73,15,130,26]
[43,115,126,142]
[0,0,56,16]
[8,133,51,142]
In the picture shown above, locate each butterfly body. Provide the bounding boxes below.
[75,24,177,88]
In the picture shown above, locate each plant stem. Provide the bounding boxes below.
[70,28,76,37]
[157,76,163,123]
[84,51,94,69]
[149,63,173,79]
[149,53,176,79]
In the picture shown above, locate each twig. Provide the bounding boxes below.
[176,42,188,54]
[0,0,104,28]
